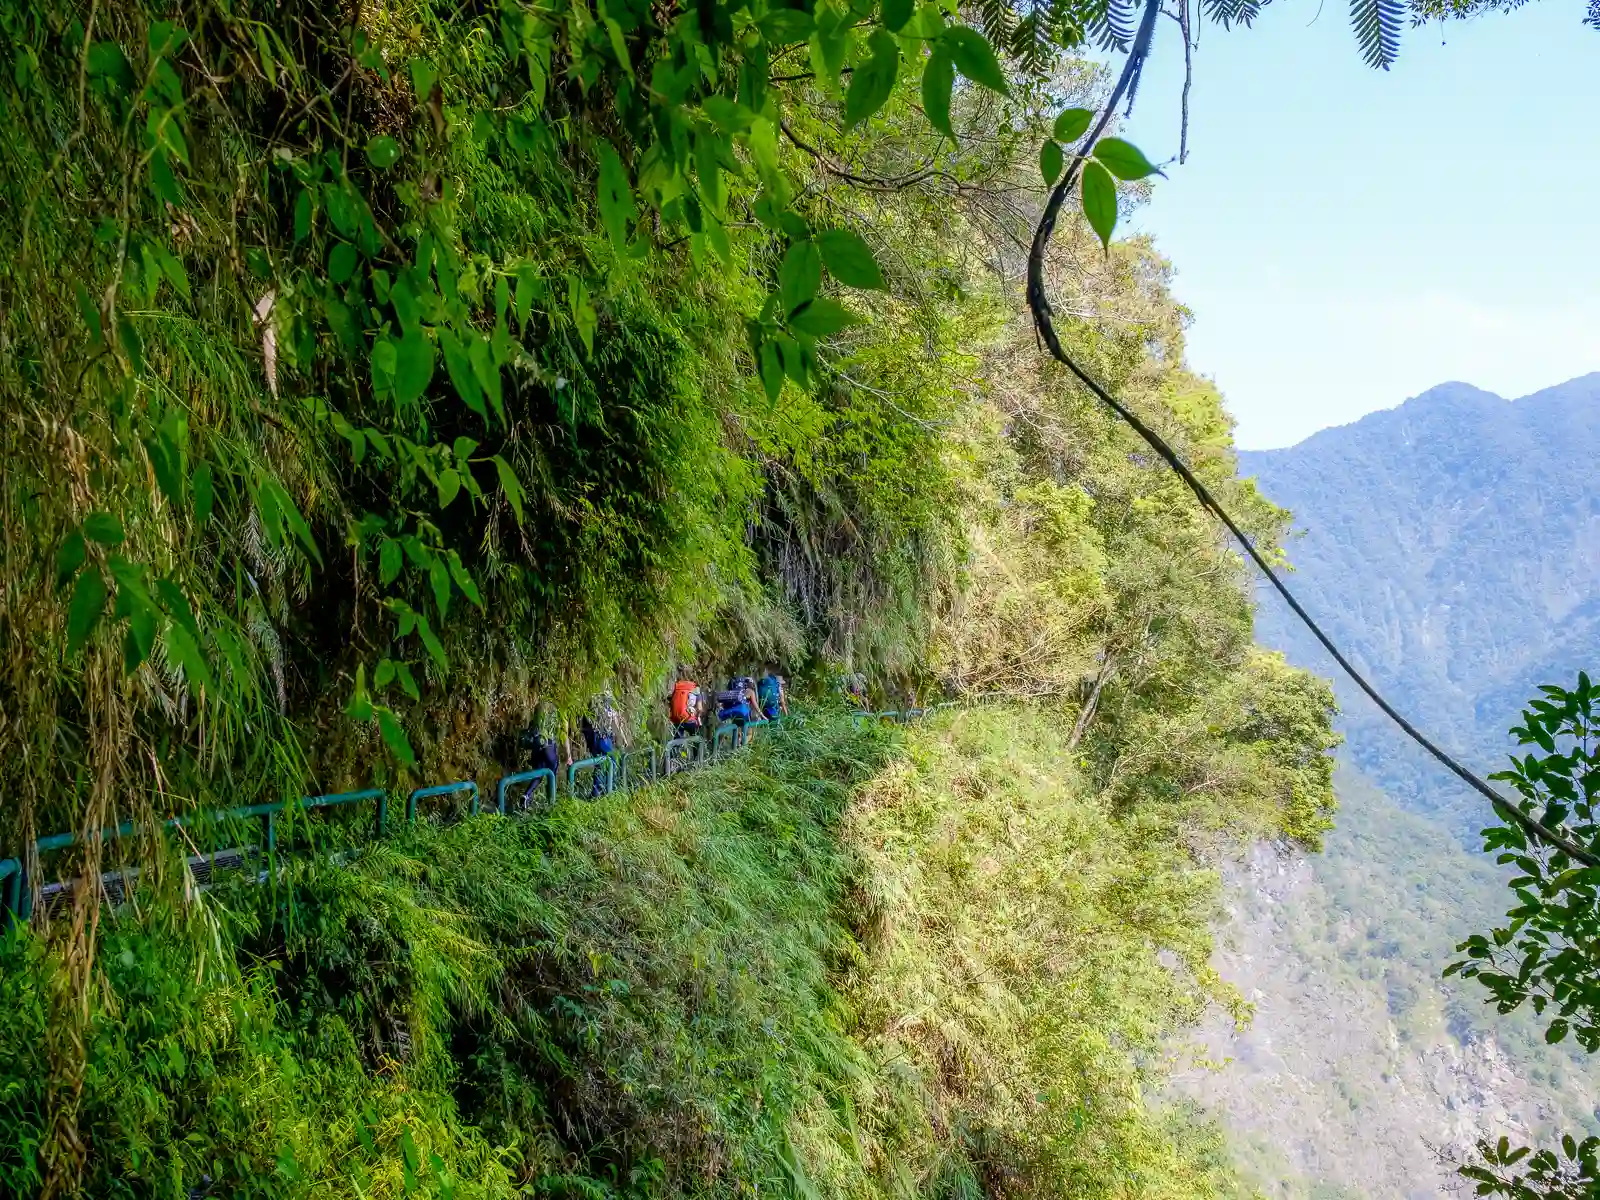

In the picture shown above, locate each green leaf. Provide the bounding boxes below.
[944,27,1008,96]
[596,142,636,253]
[346,664,374,721]
[788,297,859,338]
[469,333,505,421]
[492,455,526,525]
[758,338,783,402]
[920,48,954,139]
[371,337,399,395]
[1092,136,1162,181]
[759,9,815,40]
[440,329,487,420]
[437,468,461,509]
[429,558,451,619]
[447,551,484,610]
[415,614,448,673]
[379,538,403,586]
[56,532,87,588]
[779,241,823,316]
[1040,139,1063,186]
[376,706,416,765]
[452,436,479,462]
[366,136,402,169]
[155,578,199,640]
[1053,107,1095,144]
[84,512,124,546]
[396,661,421,702]
[817,229,885,290]
[1546,1018,1570,1044]
[844,30,899,129]
[393,328,435,407]
[375,657,395,688]
[409,57,438,100]
[328,242,358,284]
[166,622,213,690]
[192,463,214,523]
[66,567,107,657]
[1080,160,1117,248]
[880,0,914,32]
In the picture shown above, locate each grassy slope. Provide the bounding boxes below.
[0,706,1256,1199]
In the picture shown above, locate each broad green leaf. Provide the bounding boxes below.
[447,551,484,610]
[844,30,899,129]
[817,229,886,290]
[1040,138,1063,186]
[393,328,435,406]
[1081,160,1117,248]
[193,463,214,523]
[371,337,398,395]
[329,242,358,284]
[881,0,914,31]
[379,538,402,586]
[66,567,107,657]
[943,26,1009,96]
[85,512,124,546]
[452,436,479,462]
[409,57,438,99]
[155,578,200,639]
[440,329,487,420]
[429,557,451,619]
[758,339,784,402]
[779,241,823,316]
[415,614,448,673]
[437,468,461,509]
[376,706,416,765]
[1092,136,1162,181]
[596,142,636,252]
[921,48,954,140]
[366,136,401,169]
[376,657,395,688]
[346,664,374,721]
[396,661,421,702]
[1053,107,1095,144]
[470,333,505,420]
[759,9,815,40]
[789,297,859,338]
[56,532,87,588]
[124,606,158,675]
[167,622,213,690]
[492,455,526,525]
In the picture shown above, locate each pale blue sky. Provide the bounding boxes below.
[1112,2,1599,449]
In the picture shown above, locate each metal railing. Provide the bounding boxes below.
[1,707,926,926]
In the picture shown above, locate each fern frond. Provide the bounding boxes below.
[1082,0,1137,50]
[1350,0,1404,69]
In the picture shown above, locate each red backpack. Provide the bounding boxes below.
[670,680,701,724]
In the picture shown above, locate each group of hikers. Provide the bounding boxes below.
[513,667,791,798]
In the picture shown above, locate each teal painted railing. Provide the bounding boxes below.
[1,708,928,926]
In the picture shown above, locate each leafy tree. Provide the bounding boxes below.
[1448,674,1600,1197]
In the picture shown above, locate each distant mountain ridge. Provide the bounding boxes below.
[1239,372,1600,831]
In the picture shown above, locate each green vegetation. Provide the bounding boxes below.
[0,0,1353,1189]
[0,703,1337,1198]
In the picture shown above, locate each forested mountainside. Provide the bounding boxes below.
[1239,374,1600,831]
[1177,376,1600,1196]
[0,0,1344,1194]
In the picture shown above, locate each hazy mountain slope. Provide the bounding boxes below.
[1238,373,1600,831]
[1175,772,1599,1200]
[1176,374,1600,1195]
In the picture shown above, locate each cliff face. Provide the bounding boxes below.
[1176,376,1600,1196]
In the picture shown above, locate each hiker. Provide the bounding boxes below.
[579,695,618,797]
[757,667,788,720]
[668,673,704,738]
[516,703,560,809]
[842,671,867,709]
[716,673,758,727]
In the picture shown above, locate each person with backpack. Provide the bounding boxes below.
[716,674,758,727]
[579,695,618,797]
[668,674,704,738]
[516,703,561,809]
[757,667,787,720]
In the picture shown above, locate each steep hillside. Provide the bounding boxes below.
[1239,373,1600,829]
[1181,374,1600,1195]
